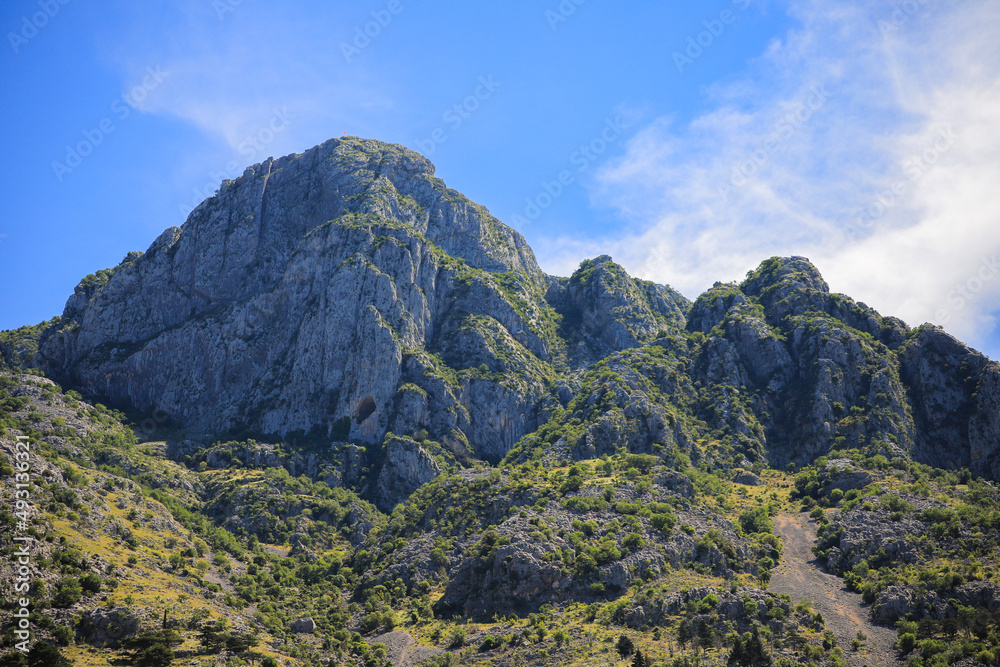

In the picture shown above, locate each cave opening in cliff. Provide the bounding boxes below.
[353,395,376,424]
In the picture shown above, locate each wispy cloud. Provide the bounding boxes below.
[105,3,393,155]
[537,0,1000,354]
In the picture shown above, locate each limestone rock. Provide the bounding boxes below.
[375,435,442,511]
[289,617,316,633]
[733,470,762,486]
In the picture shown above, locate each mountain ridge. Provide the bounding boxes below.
[4,135,1000,667]
[4,136,999,483]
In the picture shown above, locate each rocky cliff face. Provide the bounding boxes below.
[24,137,1000,487]
[36,138,558,463]
[683,256,1000,477]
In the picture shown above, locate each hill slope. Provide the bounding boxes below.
[2,136,1000,667]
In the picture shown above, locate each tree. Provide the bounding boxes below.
[625,454,660,473]
[697,621,716,653]
[677,620,693,650]
[729,630,772,667]
[27,643,71,667]
[0,652,26,667]
[198,621,227,653]
[135,643,173,667]
[617,634,636,658]
[225,632,259,655]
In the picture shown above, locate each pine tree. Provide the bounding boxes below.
[617,633,636,658]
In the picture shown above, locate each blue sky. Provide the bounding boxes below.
[3,0,1000,359]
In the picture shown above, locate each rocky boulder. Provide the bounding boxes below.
[289,617,316,633]
[77,606,142,647]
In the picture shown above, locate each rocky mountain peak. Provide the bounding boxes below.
[10,136,1000,486]
[742,256,829,297]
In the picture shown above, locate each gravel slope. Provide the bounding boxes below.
[769,512,901,667]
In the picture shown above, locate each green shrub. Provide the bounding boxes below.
[53,577,83,607]
[52,625,74,645]
[449,628,466,648]
[624,454,659,473]
[739,506,773,534]
[479,635,501,652]
[80,573,102,594]
[622,533,644,552]
[651,511,677,534]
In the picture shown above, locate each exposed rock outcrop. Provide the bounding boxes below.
[21,136,1000,484]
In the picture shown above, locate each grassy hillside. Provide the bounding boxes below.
[3,367,1000,667]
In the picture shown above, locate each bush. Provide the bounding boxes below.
[360,612,382,634]
[739,506,773,535]
[479,635,502,652]
[623,533,645,552]
[134,643,173,667]
[624,454,659,473]
[615,502,640,515]
[53,577,83,607]
[897,633,916,654]
[651,512,677,534]
[80,573,102,594]
[52,625,74,645]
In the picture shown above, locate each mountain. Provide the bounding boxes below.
[23,137,1000,482]
[3,136,1000,667]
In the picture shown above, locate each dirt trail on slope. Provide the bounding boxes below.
[769,513,901,667]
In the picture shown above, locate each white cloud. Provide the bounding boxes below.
[106,3,393,155]
[554,0,1000,355]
